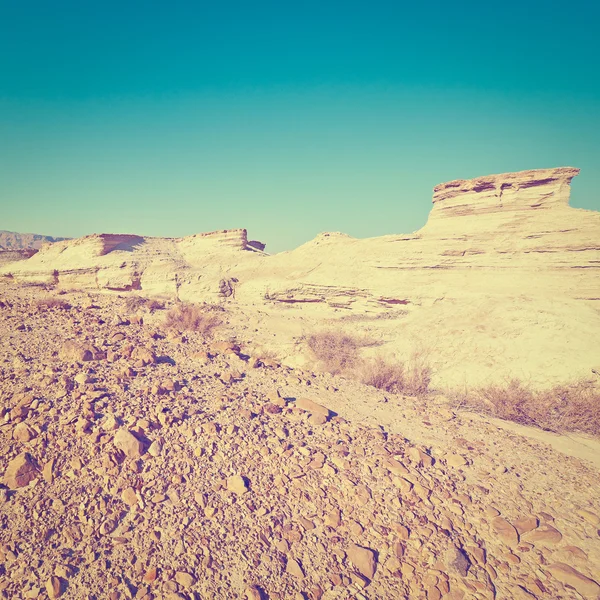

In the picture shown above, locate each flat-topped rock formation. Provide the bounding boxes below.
[432,166,580,210]
[2,167,598,388]
[1,229,266,293]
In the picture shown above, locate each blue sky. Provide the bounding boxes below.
[1,0,598,252]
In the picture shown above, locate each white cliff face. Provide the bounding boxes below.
[1,167,599,387]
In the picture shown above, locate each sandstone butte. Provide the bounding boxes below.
[1,166,599,390]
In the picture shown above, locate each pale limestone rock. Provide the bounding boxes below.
[4,167,599,389]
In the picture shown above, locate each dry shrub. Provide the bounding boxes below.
[360,356,405,392]
[360,354,431,396]
[34,297,71,310]
[124,295,147,313]
[253,347,279,363]
[124,295,165,313]
[164,303,221,336]
[146,299,165,312]
[306,331,362,374]
[307,330,432,395]
[463,379,600,435]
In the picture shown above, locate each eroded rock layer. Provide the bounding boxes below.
[1,168,598,387]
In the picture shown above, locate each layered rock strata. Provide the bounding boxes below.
[2,167,598,387]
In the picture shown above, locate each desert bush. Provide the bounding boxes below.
[146,299,165,312]
[34,297,71,310]
[360,354,431,395]
[164,303,221,336]
[124,295,147,313]
[125,295,165,313]
[360,356,405,392]
[459,378,600,435]
[307,330,431,394]
[306,331,362,374]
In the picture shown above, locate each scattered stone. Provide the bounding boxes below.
[491,517,519,546]
[347,544,377,580]
[408,447,434,467]
[246,586,263,600]
[576,509,600,526]
[121,487,138,507]
[324,508,342,528]
[148,439,163,456]
[226,475,248,495]
[13,422,36,442]
[294,397,331,417]
[174,572,196,588]
[45,576,64,599]
[0,282,597,600]
[59,340,93,362]
[42,459,54,484]
[446,546,470,577]
[513,516,538,535]
[3,452,38,489]
[114,428,145,458]
[286,558,305,578]
[546,563,600,598]
[523,525,562,545]
[445,453,467,468]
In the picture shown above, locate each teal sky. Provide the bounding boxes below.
[1,0,599,252]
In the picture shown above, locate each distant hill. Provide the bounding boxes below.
[0,230,70,250]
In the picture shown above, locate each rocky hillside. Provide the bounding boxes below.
[1,167,598,389]
[0,281,599,599]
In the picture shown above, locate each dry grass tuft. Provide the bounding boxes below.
[164,303,221,336]
[146,299,166,312]
[306,331,363,374]
[457,379,600,436]
[124,295,147,313]
[307,330,431,395]
[360,354,432,395]
[124,295,165,313]
[34,297,71,310]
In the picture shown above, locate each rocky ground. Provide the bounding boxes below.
[1,280,599,599]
